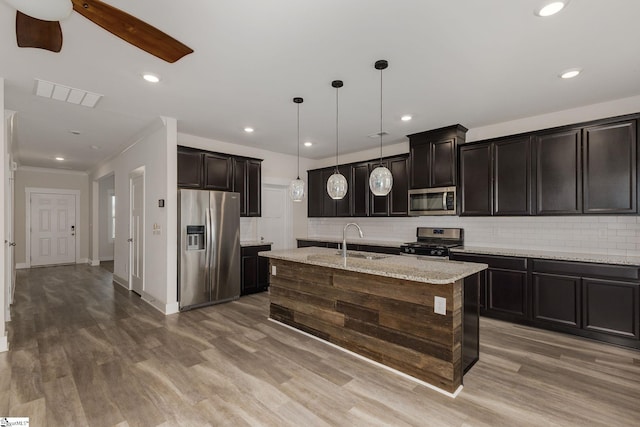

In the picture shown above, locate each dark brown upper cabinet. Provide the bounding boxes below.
[233,158,262,217]
[351,162,370,217]
[459,143,492,216]
[409,124,468,189]
[204,153,233,191]
[335,164,352,217]
[389,156,409,216]
[494,136,533,215]
[307,169,323,217]
[177,146,262,217]
[534,128,582,215]
[177,147,203,188]
[582,119,637,214]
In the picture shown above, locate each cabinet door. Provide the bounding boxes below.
[583,278,639,339]
[335,164,352,217]
[583,120,637,214]
[322,168,337,217]
[351,163,370,217]
[204,153,232,191]
[534,129,582,214]
[431,138,456,187]
[369,161,390,216]
[459,143,492,215]
[532,273,581,328]
[258,254,270,290]
[389,156,409,216]
[409,142,430,189]
[233,158,247,216]
[494,136,532,215]
[247,160,261,217]
[240,253,258,296]
[487,269,528,319]
[177,149,203,188]
[307,169,323,217]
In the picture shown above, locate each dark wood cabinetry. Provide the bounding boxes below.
[459,144,492,216]
[532,272,581,328]
[306,154,408,218]
[240,244,271,296]
[204,153,233,191]
[409,124,467,189]
[177,146,262,217]
[583,278,639,339]
[296,239,399,254]
[582,120,637,214]
[494,136,533,215]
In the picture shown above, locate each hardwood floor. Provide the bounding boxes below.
[2,264,639,426]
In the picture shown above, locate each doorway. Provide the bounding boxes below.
[26,188,79,267]
[258,183,292,250]
[129,170,144,295]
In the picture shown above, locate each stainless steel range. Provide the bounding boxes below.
[400,227,464,258]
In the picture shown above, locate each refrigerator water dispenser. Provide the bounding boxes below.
[186,225,205,251]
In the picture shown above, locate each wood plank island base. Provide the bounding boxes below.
[260,247,487,396]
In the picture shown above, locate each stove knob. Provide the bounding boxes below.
[436,250,444,256]
[410,248,415,254]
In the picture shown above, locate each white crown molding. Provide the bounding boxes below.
[18,165,88,176]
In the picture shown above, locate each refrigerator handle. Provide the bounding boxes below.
[205,207,212,287]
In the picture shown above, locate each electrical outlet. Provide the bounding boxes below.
[434,296,446,315]
[272,265,277,276]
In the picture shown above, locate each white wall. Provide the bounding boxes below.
[306,95,640,257]
[98,174,115,261]
[178,133,314,247]
[13,167,90,266]
[91,117,178,314]
[0,78,7,351]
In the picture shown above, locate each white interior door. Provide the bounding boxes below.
[258,184,290,250]
[129,172,144,294]
[5,170,15,305]
[29,193,76,266]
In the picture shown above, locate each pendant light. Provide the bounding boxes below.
[327,80,348,200]
[369,59,393,196]
[289,97,306,202]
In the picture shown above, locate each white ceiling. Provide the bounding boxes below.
[2,0,640,172]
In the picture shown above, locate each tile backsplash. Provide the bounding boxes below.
[307,216,640,257]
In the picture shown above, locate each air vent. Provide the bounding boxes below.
[368,131,389,138]
[34,79,103,108]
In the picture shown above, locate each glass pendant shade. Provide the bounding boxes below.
[369,165,393,196]
[5,0,72,21]
[327,172,348,200]
[289,178,305,202]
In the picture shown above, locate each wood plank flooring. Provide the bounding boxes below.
[2,264,639,426]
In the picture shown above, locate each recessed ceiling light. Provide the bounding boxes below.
[142,73,160,83]
[244,127,254,133]
[304,141,313,147]
[401,115,412,122]
[55,157,65,161]
[535,1,567,17]
[560,68,581,79]
[69,130,81,135]
[91,145,101,150]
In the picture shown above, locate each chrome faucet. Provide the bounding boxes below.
[342,223,364,259]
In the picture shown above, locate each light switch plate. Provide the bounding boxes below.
[272,265,277,276]
[434,296,446,315]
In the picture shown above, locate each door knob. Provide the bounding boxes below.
[9,242,16,247]
[127,238,133,242]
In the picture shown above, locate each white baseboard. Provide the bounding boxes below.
[16,263,28,270]
[0,334,8,352]
[99,256,114,261]
[141,292,179,315]
[5,309,10,322]
[77,258,88,264]
[112,274,129,289]
[89,259,100,266]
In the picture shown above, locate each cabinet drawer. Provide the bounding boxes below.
[532,259,640,281]
[451,253,527,271]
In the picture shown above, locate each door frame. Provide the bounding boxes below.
[129,168,145,293]
[258,178,294,249]
[25,187,80,269]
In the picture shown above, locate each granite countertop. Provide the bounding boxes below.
[241,241,273,247]
[259,247,487,285]
[451,246,640,267]
[296,236,405,248]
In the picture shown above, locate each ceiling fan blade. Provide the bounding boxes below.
[70,0,193,63]
[16,11,63,52]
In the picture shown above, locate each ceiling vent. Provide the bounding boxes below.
[34,79,103,108]
[368,131,389,138]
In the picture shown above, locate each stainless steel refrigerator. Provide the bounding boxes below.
[178,189,241,311]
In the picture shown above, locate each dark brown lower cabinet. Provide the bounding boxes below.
[450,252,640,349]
[240,245,271,296]
[532,273,581,328]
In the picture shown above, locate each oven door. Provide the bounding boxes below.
[408,186,457,216]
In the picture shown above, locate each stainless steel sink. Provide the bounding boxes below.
[336,251,389,260]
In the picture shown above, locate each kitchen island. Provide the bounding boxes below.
[259,247,487,395]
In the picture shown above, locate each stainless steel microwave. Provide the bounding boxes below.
[408,186,457,216]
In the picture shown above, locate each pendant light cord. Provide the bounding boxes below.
[297,103,300,180]
[335,85,339,173]
[379,66,383,166]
